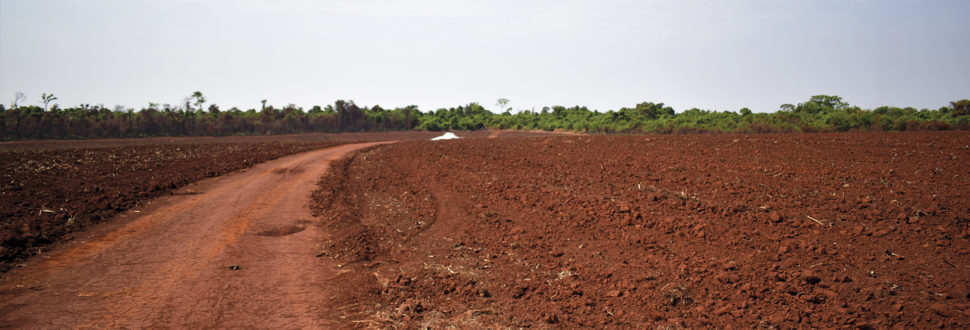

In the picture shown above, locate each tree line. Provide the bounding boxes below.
[1,92,968,140]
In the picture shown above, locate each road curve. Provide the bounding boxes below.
[0,142,389,328]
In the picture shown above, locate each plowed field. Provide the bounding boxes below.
[312,131,970,328]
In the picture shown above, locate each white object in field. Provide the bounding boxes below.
[431,132,460,140]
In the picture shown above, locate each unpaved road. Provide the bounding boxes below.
[0,142,388,328]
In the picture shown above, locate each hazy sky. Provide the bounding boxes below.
[1,0,968,113]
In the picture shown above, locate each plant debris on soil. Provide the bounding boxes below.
[311,131,970,328]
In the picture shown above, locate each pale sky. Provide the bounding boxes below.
[1,0,968,113]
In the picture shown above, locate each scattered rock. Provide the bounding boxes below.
[802,271,821,285]
[664,286,693,307]
[717,272,740,284]
[398,299,425,314]
[768,311,786,324]
[478,288,491,298]
[929,302,951,317]
[511,285,529,299]
[543,312,559,324]
[815,288,838,300]
[769,211,783,223]
[949,286,970,301]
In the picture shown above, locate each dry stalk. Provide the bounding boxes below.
[806,215,825,225]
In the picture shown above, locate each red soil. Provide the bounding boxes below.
[311,131,970,328]
[0,129,566,327]
[0,142,389,327]
[0,132,440,271]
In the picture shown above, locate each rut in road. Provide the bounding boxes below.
[0,142,389,328]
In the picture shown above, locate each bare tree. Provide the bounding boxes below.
[12,92,26,108]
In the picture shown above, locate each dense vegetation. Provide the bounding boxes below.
[1,93,967,139]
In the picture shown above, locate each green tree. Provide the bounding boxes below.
[795,95,848,114]
[192,91,206,112]
[952,99,970,116]
[41,93,57,111]
[496,98,509,112]
[808,95,848,110]
[634,102,674,119]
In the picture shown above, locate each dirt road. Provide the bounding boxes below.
[0,142,388,328]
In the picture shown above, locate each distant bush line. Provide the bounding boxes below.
[1,95,968,140]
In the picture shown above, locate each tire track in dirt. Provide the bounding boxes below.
[414,182,473,253]
[0,142,391,328]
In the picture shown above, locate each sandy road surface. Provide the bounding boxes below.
[0,142,388,328]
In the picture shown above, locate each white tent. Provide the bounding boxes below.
[431,132,460,141]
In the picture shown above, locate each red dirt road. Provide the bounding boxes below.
[0,142,388,328]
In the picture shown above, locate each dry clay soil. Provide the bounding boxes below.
[312,131,970,328]
[0,141,393,328]
[0,132,445,271]
[0,130,543,328]
[1,131,968,328]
